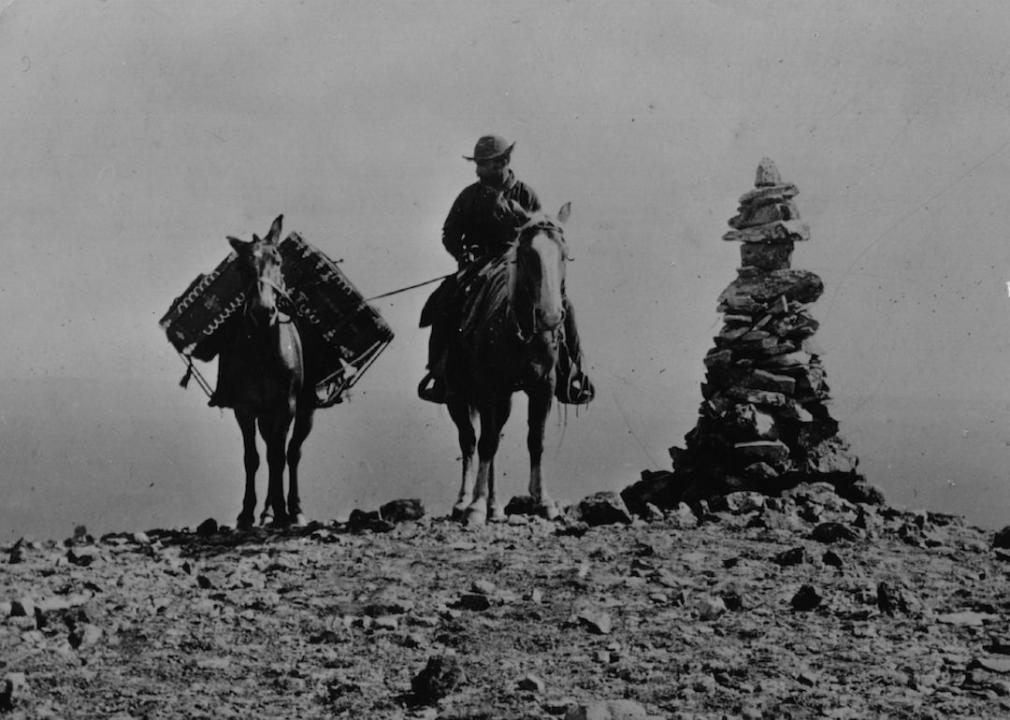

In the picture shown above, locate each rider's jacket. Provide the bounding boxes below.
[442,171,541,264]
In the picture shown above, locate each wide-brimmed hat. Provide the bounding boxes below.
[463,135,515,162]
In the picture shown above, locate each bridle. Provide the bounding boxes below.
[242,258,294,327]
[512,222,568,343]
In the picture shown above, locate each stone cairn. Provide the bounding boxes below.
[626,159,867,513]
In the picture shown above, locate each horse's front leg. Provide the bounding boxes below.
[467,395,511,525]
[447,398,477,520]
[259,415,293,526]
[527,380,559,520]
[235,409,259,530]
[286,405,315,527]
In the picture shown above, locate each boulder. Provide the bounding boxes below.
[738,182,799,206]
[810,522,859,544]
[711,491,766,514]
[564,699,652,720]
[754,157,782,187]
[733,440,790,465]
[717,269,824,313]
[722,219,810,244]
[740,242,796,271]
[411,655,465,703]
[195,518,218,537]
[995,526,1010,550]
[0,673,27,712]
[620,471,683,516]
[742,369,797,395]
[574,492,633,527]
[790,584,822,611]
[730,201,799,230]
[838,481,886,506]
[577,609,613,635]
[379,499,424,524]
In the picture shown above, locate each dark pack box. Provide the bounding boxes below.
[160,232,394,398]
[279,232,394,392]
[159,252,245,361]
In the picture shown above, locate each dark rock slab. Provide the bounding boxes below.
[718,269,824,313]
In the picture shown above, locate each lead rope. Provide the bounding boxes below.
[363,273,451,302]
[178,351,213,398]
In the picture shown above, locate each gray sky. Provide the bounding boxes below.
[3,1,1010,537]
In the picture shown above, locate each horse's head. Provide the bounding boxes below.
[228,214,288,329]
[512,202,571,337]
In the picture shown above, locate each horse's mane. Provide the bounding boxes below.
[459,244,517,343]
[457,212,567,345]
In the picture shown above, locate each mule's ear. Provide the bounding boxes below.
[227,236,250,253]
[266,214,284,244]
[556,202,572,224]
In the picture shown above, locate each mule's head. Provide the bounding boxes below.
[228,214,287,329]
[513,202,571,335]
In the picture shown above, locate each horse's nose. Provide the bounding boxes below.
[538,307,563,329]
[250,304,277,328]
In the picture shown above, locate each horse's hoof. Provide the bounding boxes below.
[539,500,561,521]
[488,505,507,523]
[237,515,254,531]
[292,513,307,528]
[463,505,487,526]
[451,502,468,522]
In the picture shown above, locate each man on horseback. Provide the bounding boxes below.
[418,134,594,405]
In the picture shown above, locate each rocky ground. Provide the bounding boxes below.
[3,484,1010,719]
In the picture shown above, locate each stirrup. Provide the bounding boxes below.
[558,371,595,405]
[417,373,447,404]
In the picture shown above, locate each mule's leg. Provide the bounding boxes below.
[258,415,293,526]
[286,405,315,526]
[447,398,477,520]
[487,455,505,523]
[527,383,559,519]
[467,395,511,525]
[235,408,259,530]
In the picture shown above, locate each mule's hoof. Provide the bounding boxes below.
[237,515,254,531]
[488,505,507,523]
[262,511,291,529]
[292,513,308,527]
[451,502,468,522]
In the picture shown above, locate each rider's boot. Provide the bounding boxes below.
[417,371,448,404]
[555,298,595,405]
[419,318,450,404]
[418,348,449,404]
[209,355,234,407]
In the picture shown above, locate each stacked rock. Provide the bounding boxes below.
[667,158,863,501]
